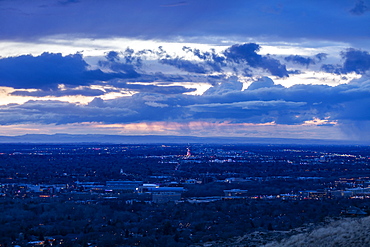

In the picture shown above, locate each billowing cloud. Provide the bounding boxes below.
[224,43,289,77]
[322,49,370,74]
[162,43,290,77]
[202,77,242,96]
[247,77,284,90]
[98,50,142,75]
[341,49,370,74]
[0,52,138,90]
[158,46,226,74]
[182,46,225,72]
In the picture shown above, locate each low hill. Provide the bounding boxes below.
[192,216,370,247]
[263,216,370,247]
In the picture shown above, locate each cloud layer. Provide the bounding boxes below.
[1,73,370,130]
[0,39,369,140]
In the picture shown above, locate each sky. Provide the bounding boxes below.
[0,0,370,141]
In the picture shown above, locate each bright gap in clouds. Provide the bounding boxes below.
[274,72,361,88]
[259,40,350,57]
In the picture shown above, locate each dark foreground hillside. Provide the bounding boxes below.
[204,216,370,247]
[264,216,370,247]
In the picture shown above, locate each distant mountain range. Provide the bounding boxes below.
[0,134,367,145]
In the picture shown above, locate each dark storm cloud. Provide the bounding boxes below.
[1,76,370,126]
[224,43,289,77]
[0,52,138,90]
[341,49,370,74]
[0,48,211,97]
[4,45,370,102]
[321,49,370,74]
[197,78,370,125]
[350,0,369,15]
[2,45,370,127]
[167,43,290,77]
[91,80,323,125]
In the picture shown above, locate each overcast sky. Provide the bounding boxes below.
[0,0,370,141]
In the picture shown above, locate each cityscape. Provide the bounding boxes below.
[1,143,370,246]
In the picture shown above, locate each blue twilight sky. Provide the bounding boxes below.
[0,0,370,141]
